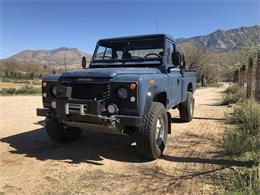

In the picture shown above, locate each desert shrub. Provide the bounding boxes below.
[0,85,41,95]
[220,100,260,163]
[221,85,246,105]
[0,77,32,84]
[196,83,202,89]
[218,129,257,157]
[228,101,260,136]
[205,82,223,87]
[229,168,260,194]
[16,85,41,94]
[0,88,16,95]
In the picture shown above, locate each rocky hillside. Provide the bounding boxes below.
[6,47,92,66]
[177,25,260,52]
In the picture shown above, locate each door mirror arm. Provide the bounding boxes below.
[81,56,87,68]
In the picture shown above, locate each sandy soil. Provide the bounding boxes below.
[0,82,40,89]
[0,82,25,89]
[0,84,240,194]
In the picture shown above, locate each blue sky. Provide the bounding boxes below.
[0,0,259,58]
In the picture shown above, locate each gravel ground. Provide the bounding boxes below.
[0,84,236,194]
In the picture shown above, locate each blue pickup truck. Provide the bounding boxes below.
[37,34,196,160]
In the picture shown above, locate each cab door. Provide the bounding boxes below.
[165,40,182,107]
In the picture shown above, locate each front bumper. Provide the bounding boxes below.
[36,107,143,127]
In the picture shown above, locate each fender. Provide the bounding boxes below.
[143,86,171,134]
[43,74,61,81]
[143,86,160,115]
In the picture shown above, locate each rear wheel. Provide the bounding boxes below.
[179,91,194,122]
[46,117,82,143]
[136,102,168,160]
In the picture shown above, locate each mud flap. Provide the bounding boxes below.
[167,112,171,134]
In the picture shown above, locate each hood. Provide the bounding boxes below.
[60,67,161,78]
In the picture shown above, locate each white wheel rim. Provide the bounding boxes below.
[155,115,164,146]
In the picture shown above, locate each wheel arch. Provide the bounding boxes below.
[187,82,193,92]
[143,86,168,115]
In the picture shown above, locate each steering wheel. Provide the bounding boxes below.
[103,56,112,59]
[144,53,161,59]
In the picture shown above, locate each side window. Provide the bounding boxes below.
[166,41,176,65]
[96,46,112,59]
[96,46,106,59]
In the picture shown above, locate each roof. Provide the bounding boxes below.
[99,34,176,43]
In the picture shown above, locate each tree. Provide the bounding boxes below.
[178,43,215,83]
[179,43,212,69]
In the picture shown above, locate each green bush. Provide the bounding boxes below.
[229,168,260,195]
[205,82,223,87]
[229,101,260,136]
[16,85,41,94]
[0,88,16,95]
[218,129,257,157]
[221,85,246,105]
[0,85,41,95]
[0,77,32,84]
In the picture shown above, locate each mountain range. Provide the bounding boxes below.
[5,47,92,66]
[176,25,260,51]
[3,25,260,66]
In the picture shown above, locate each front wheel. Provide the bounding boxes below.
[46,118,82,143]
[136,102,168,160]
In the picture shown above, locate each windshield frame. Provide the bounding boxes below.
[89,37,166,68]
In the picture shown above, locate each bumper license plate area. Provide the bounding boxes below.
[65,103,89,116]
[63,100,104,116]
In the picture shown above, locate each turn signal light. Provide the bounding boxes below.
[42,81,48,87]
[149,80,155,86]
[130,83,136,90]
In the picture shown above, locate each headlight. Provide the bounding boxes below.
[52,86,57,96]
[117,87,128,100]
[42,81,48,87]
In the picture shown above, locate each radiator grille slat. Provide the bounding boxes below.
[61,80,111,101]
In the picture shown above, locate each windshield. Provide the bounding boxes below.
[91,37,164,67]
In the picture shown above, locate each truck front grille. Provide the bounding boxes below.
[61,79,111,101]
[70,83,111,101]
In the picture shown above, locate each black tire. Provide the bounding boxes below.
[179,91,194,122]
[136,102,168,160]
[46,118,82,143]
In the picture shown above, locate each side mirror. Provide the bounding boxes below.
[181,53,186,68]
[172,51,181,65]
[81,56,87,68]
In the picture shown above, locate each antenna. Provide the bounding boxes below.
[156,21,158,33]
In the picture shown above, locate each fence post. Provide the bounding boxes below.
[237,69,240,85]
[233,70,237,82]
[255,53,260,102]
[247,57,253,99]
[201,74,205,87]
[238,67,242,87]
[239,66,246,87]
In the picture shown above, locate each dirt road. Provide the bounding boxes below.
[0,85,236,194]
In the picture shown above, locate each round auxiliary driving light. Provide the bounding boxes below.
[130,96,136,102]
[117,87,128,100]
[51,101,56,109]
[107,103,118,115]
[42,92,47,98]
